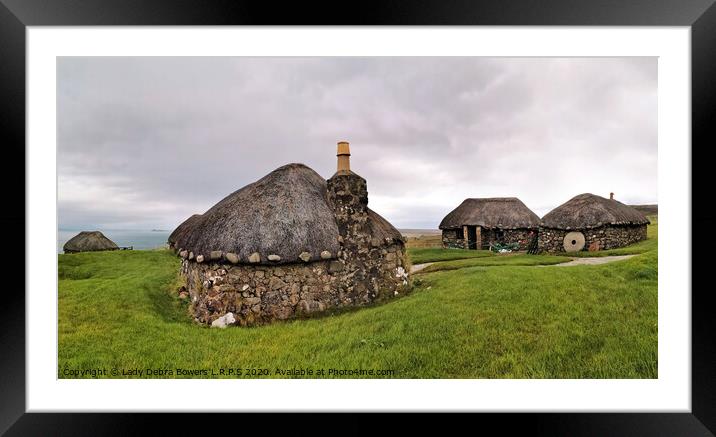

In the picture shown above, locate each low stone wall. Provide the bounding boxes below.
[538,224,647,253]
[442,227,536,250]
[182,243,410,326]
[481,228,536,250]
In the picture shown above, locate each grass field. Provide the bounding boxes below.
[404,234,442,249]
[58,220,657,379]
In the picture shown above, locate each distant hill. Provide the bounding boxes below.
[629,204,658,215]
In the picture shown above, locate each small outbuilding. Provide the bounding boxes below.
[63,231,119,254]
[169,141,409,327]
[538,193,650,252]
[439,197,540,250]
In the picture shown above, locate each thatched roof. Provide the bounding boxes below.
[541,193,651,230]
[168,214,202,247]
[171,163,402,265]
[439,197,540,230]
[63,231,119,253]
[366,209,403,242]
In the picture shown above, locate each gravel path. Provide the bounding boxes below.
[410,263,434,273]
[545,254,636,267]
[410,254,636,273]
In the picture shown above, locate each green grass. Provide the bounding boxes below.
[58,221,657,379]
[407,247,494,264]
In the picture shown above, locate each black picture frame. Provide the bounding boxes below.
[2,0,714,434]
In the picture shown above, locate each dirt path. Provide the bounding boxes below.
[547,254,636,267]
[410,254,636,273]
[410,263,434,273]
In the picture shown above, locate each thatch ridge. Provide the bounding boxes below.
[63,231,119,253]
[439,197,541,230]
[171,163,402,265]
[541,193,651,230]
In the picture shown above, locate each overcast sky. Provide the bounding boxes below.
[58,57,657,230]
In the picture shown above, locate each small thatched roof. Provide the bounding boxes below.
[172,163,402,265]
[439,197,540,230]
[63,231,119,253]
[541,193,651,230]
[168,214,202,247]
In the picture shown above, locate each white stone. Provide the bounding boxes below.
[225,252,239,264]
[299,251,311,262]
[320,250,332,259]
[242,284,250,291]
[196,254,205,263]
[248,252,261,263]
[268,254,281,262]
[211,312,236,328]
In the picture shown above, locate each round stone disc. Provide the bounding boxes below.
[563,231,585,252]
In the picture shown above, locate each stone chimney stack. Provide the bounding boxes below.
[336,141,351,174]
[610,192,614,200]
[327,140,369,247]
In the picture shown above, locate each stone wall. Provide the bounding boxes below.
[538,224,647,253]
[441,228,464,249]
[182,241,408,326]
[182,171,410,327]
[442,227,536,250]
[480,228,536,250]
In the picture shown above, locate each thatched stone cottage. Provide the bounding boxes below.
[63,231,119,254]
[169,142,409,327]
[439,198,540,250]
[538,193,650,252]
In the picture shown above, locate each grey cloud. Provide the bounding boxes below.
[57,57,657,230]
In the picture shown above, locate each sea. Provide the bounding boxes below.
[58,229,171,254]
[57,228,440,254]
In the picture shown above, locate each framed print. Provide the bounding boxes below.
[3,0,715,434]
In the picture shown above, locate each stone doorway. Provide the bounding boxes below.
[467,226,478,250]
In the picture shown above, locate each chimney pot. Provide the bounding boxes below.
[336,141,351,173]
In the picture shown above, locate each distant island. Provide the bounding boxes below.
[151,229,169,232]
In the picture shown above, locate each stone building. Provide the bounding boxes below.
[439,198,540,250]
[169,142,409,327]
[63,231,119,254]
[538,193,650,253]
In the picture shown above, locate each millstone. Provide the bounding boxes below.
[563,231,585,252]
